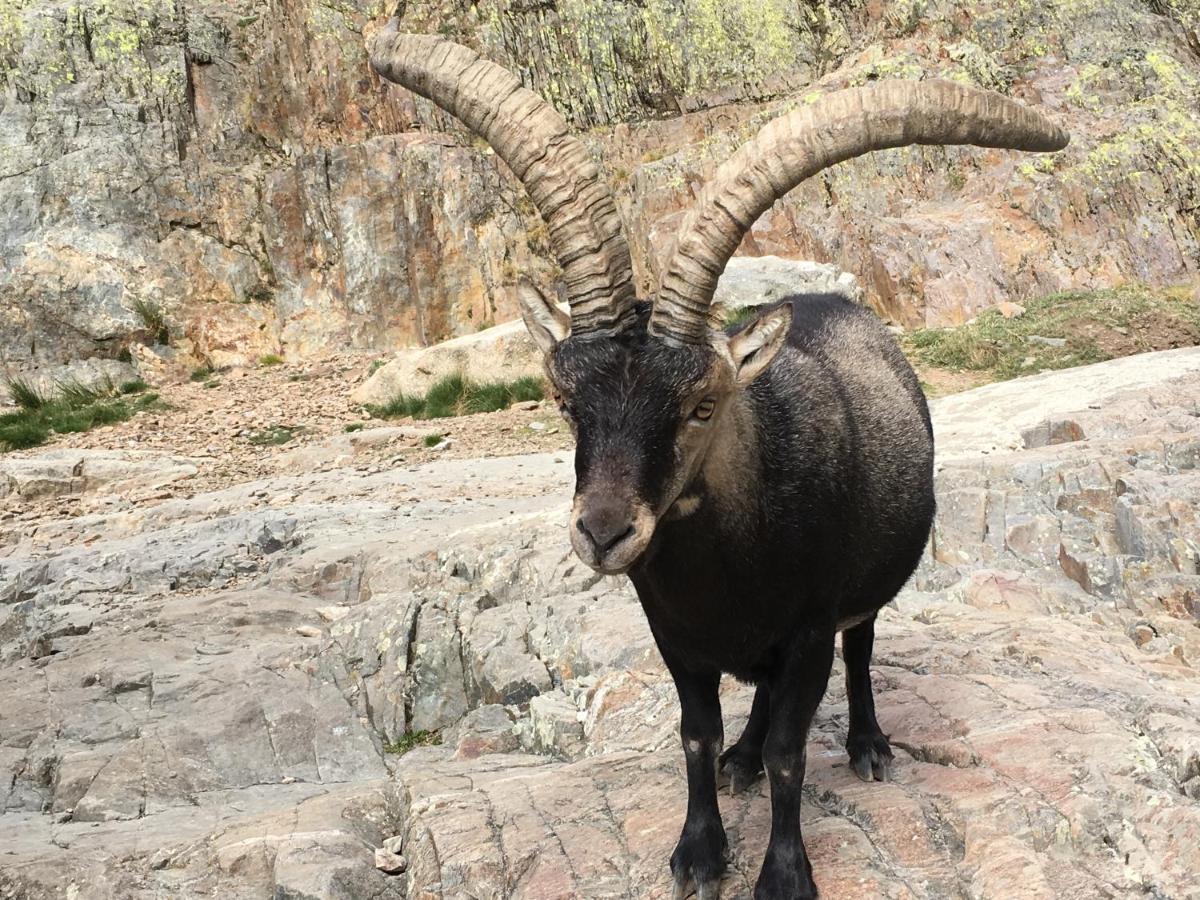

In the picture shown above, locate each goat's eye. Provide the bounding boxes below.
[692,397,716,421]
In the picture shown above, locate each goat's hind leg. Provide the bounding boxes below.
[755,630,834,900]
[719,682,768,795]
[842,615,893,782]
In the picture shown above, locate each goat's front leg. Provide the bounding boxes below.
[662,654,727,900]
[755,630,835,900]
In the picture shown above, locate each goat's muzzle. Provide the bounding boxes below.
[570,494,656,574]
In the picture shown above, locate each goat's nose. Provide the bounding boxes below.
[577,507,634,555]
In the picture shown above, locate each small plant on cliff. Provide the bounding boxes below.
[247,425,300,446]
[383,730,442,756]
[1,379,160,453]
[131,298,170,345]
[366,374,544,421]
[258,353,285,367]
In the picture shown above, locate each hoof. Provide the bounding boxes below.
[754,844,817,899]
[670,822,728,900]
[846,730,893,783]
[718,743,764,795]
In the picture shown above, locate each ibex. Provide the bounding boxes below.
[370,20,1067,899]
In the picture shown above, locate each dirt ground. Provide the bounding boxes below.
[0,354,572,530]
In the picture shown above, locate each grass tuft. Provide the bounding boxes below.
[367,374,544,421]
[247,425,300,446]
[258,353,285,367]
[723,306,760,328]
[0,417,51,450]
[54,377,111,408]
[131,298,170,345]
[1,380,161,453]
[423,433,445,448]
[383,730,442,755]
[6,377,48,411]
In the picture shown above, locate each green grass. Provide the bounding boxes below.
[901,285,1200,382]
[258,353,285,367]
[723,306,760,328]
[189,365,214,383]
[423,433,445,448]
[131,298,169,345]
[247,425,300,446]
[1,380,160,452]
[383,730,442,755]
[367,374,544,421]
[6,378,48,410]
[343,422,366,433]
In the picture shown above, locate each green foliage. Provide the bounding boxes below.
[368,359,386,375]
[0,379,158,452]
[6,377,47,410]
[383,730,442,756]
[258,353,285,367]
[54,377,110,407]
[367,374,545,421]
[190,365,215,383]
[0,416,51,449]
[343,422,365,433]
[902,285,1200,381]
[423,433,445,448]
[131,298,170,345]
[722,306,760,328]
[247,425,300,446]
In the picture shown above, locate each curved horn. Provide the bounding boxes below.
[651,79,1070,344]
[369,21,636,336]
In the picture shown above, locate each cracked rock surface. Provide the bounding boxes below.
[2,350,1200,898]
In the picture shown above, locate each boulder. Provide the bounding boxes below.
[712,256,862,313]
[353,317,544,404]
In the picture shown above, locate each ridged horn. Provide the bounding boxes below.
[651,79,1070,344]
[369,20,636,336]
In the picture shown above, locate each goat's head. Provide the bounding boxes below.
[369,21,1068,574]
[516,282,791,572]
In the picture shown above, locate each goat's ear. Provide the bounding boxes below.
[517,278,570,355]
[727,304,792,386]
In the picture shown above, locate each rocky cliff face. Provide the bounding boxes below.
[2,351,1199,898]
[1,0,1198,372]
